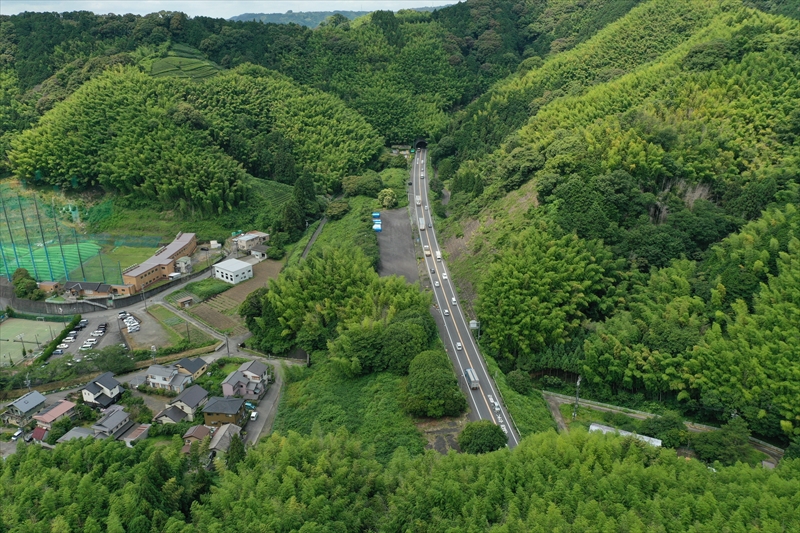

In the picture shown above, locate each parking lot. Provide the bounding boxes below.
[376,207,419,283]
[50,317,124,361]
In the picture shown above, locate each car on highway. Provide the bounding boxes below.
[451,297,457,306]
[456,342,463,351]
[442,272,448,279]
[430,267,435,274]
[443,309,450,316]
[434,280,440,287]
[428,222,432,228]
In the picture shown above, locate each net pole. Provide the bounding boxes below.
[16,195,40,281]
[0,190,21,269]
[0,234,10,280]
[50,197,70,281]
[72,229,87,281]
[32,195,55,281]
[97,249,107,283]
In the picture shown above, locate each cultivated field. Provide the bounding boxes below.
[0,318,63,366]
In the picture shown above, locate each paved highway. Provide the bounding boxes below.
[411,148,520,448]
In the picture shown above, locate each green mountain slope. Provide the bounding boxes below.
[438,3,800,439]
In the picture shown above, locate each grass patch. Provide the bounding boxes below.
[560,403,645,434]
[183,278,231,301]
[148,304,214,345]
[485,356,557,436]
[379,168,410,208]
[73,245,156,284]
[310,196,379,267]
[274,358,425,463]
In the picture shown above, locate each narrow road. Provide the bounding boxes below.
[301,218,328,259]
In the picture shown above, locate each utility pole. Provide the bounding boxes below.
[572,375,582,420]
[225,335,230,355]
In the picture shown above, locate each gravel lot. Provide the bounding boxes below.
[377,207,419,283]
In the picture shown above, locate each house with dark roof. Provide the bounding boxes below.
[221,360,269,400]
[203,397,246,427]
[2,390,46,426]
[182,424,211,453]
[33,399,76,429]
[154,406,188,424]
[209,423,242,453]
[175,358,208,381]
[92,405,134,439]
[56,426,93,443]
[169,384,208,421]
[82,372,123,408]
[145,364,192,392]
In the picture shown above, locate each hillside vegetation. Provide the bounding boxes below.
[2,431,799,531]
[436,3,800,443]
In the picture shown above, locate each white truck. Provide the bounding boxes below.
[416,195,421,206]
[465,368,480,390]
[419,217,426,230]
[423,244,431,256]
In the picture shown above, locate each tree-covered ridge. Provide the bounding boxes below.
[436,0,718,167]
[2,430,799,532]
[7,64,382,209]
[438,5,800,443]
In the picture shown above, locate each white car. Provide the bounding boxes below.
[57,343,69,349]
[443,309,450,316]
[451,297,457,306]
[91,330,105,337]
[250,411,259,421]
[434,281,440,287]
[456,342,463,351]
[442,272,448,280]
[85,338,98,345]
[80,345,92,351]
[63,337,76,343]
[128,326,140,333]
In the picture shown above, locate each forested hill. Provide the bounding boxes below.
[229,7,445,27]
[433,1,800,444]
[2,430,799,531]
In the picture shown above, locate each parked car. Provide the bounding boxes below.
[11,429,23,441]
[53,349,64,355]
[85,338,98,345]
[63,337,76,343]
[128,326,140,333]
[57,343,69,349]
[250,411,259,421]
[91,331,105,337]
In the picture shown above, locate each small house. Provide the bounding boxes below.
[2,390,46,426]
[233,231,269,251]
[82,372,123,408]
[56,427,93,443]
[176,296,193,308]
[31,426,49,444]
[203,397,246,427]
[168,384,208,421]
[182,424,211,453]
[175,358,208,381]
[92,405,133,439]
[145,364,192,392]
[209,423,242,453]
[33,400,76,429]
[250,244,269,260]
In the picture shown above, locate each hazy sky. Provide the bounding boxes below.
[1,1,455,18]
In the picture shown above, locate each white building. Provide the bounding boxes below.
[213,258,253,285]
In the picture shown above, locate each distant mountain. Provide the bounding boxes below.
[230,6,448,27]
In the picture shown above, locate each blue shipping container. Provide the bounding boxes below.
[372,212,381,219]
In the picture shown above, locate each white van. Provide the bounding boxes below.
[435,251,442,261]
[416,195,421,206]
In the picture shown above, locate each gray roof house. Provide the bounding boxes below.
[145,364,192,393]
[57,427,94,443]
[154,406,187,424]
[203,397,246,427]
[92,405,134,439]
[221,370,265,400]
[170,384,208,421]
[82,372,122,408]
[239,360,268,382]
[209,423,242,453]
[2,390,46,426]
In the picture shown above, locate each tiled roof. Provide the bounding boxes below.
[10,390,46,413]
[204,397,244,415]
[176,358,206,374]
[94,372,120,391]
[155,406,187,423]
[239,360,267,377]
[172,384,208,408]
[33,400,75,424]
[183,425,211,441]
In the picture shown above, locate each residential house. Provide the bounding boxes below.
[182,424,211,453]
[121,424,151,448]
[154,406,187,424]
[209,423,242,453]
[31,426,49,444]
[203,397,246,427]
[170,384,208,421]
[233,230,269,251]
[2,390,46,426]
[221,360,268,400]
[92,405,133,439]
[82,372,123,408]
[250,244,269,259]
[145,364,192,392]
[175,358,208,381]
[56,427,93,443]
[33,399,76,429]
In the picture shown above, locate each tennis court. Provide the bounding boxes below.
[0,317,64,367]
